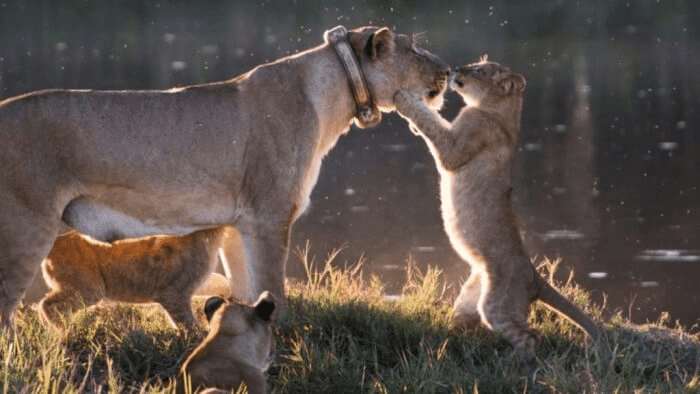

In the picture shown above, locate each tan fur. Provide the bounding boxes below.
[178,291,276,394]
[0,26,449,328]
[395,59,601,359]
[39,226,239,329]
[194,272,232,299]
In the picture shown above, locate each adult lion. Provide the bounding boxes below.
[0,25,449,327]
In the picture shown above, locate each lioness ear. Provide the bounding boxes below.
[499,74,526,95]
[365,27,395,60]
[254,291,276,322]
[204,296,225,322]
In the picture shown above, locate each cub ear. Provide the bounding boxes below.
[254,291,276,322]
[204,296,226,322]
[479,52,489,64]
[365,27,395,60]
[499,74,526,95]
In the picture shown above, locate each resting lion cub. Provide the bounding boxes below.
[395,59,601,358]
[39,226,239,329]
[178,291,276,394]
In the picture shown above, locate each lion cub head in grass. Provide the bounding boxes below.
[179,291,276,394]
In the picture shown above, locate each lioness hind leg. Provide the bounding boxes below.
[452,270,483,329]
[236,228,289,318]
[478,277,540,360]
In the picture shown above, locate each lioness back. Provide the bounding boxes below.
[39,226,240,328]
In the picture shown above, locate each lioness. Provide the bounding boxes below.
[394,58,602,359]
[178,291,276,394]
[0,25,449,327]
[39,226,239,329]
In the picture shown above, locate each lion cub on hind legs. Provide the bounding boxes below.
[394,58,604,360]
[39,226,239,329]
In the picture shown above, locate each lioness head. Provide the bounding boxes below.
[451,56,526,107]
[341,26,450,120]
[179,291,276,394]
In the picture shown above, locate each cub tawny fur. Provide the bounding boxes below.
[0,25,449,328]
[395,58,602,359]
[39,226,239,328]
[178,291,276,394]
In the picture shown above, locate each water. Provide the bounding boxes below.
[2,1,699,327]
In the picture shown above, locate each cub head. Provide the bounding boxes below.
[204,290,275,341]
[179,292,276,393]
[451,56,526,107]
[336,26,450,123]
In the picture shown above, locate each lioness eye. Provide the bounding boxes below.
[471,68,485,76]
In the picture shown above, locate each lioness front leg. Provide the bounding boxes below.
[236,225,290,317]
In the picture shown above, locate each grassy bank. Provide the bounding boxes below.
[1,249,699,393]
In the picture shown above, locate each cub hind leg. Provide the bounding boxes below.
[478,264,540,360]
[452,269,483,329]
[39,289,100,328]
[157,292,198,329]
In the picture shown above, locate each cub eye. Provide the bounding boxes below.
[470,68,485,76]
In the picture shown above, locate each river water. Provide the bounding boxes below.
[2,1,698,327]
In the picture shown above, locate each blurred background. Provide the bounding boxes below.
[2,0,698,328]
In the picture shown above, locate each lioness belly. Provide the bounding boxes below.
[61,196,234,241]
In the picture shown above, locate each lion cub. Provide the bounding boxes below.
[39,226,239,329]
[395,58,601,359]
[178,291,276,394]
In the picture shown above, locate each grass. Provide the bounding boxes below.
[1,245,699,393]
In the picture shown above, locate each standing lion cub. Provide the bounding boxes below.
[39,226,239,329]
[394,58,602,359]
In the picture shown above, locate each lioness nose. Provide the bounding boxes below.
[438,65,451,77]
